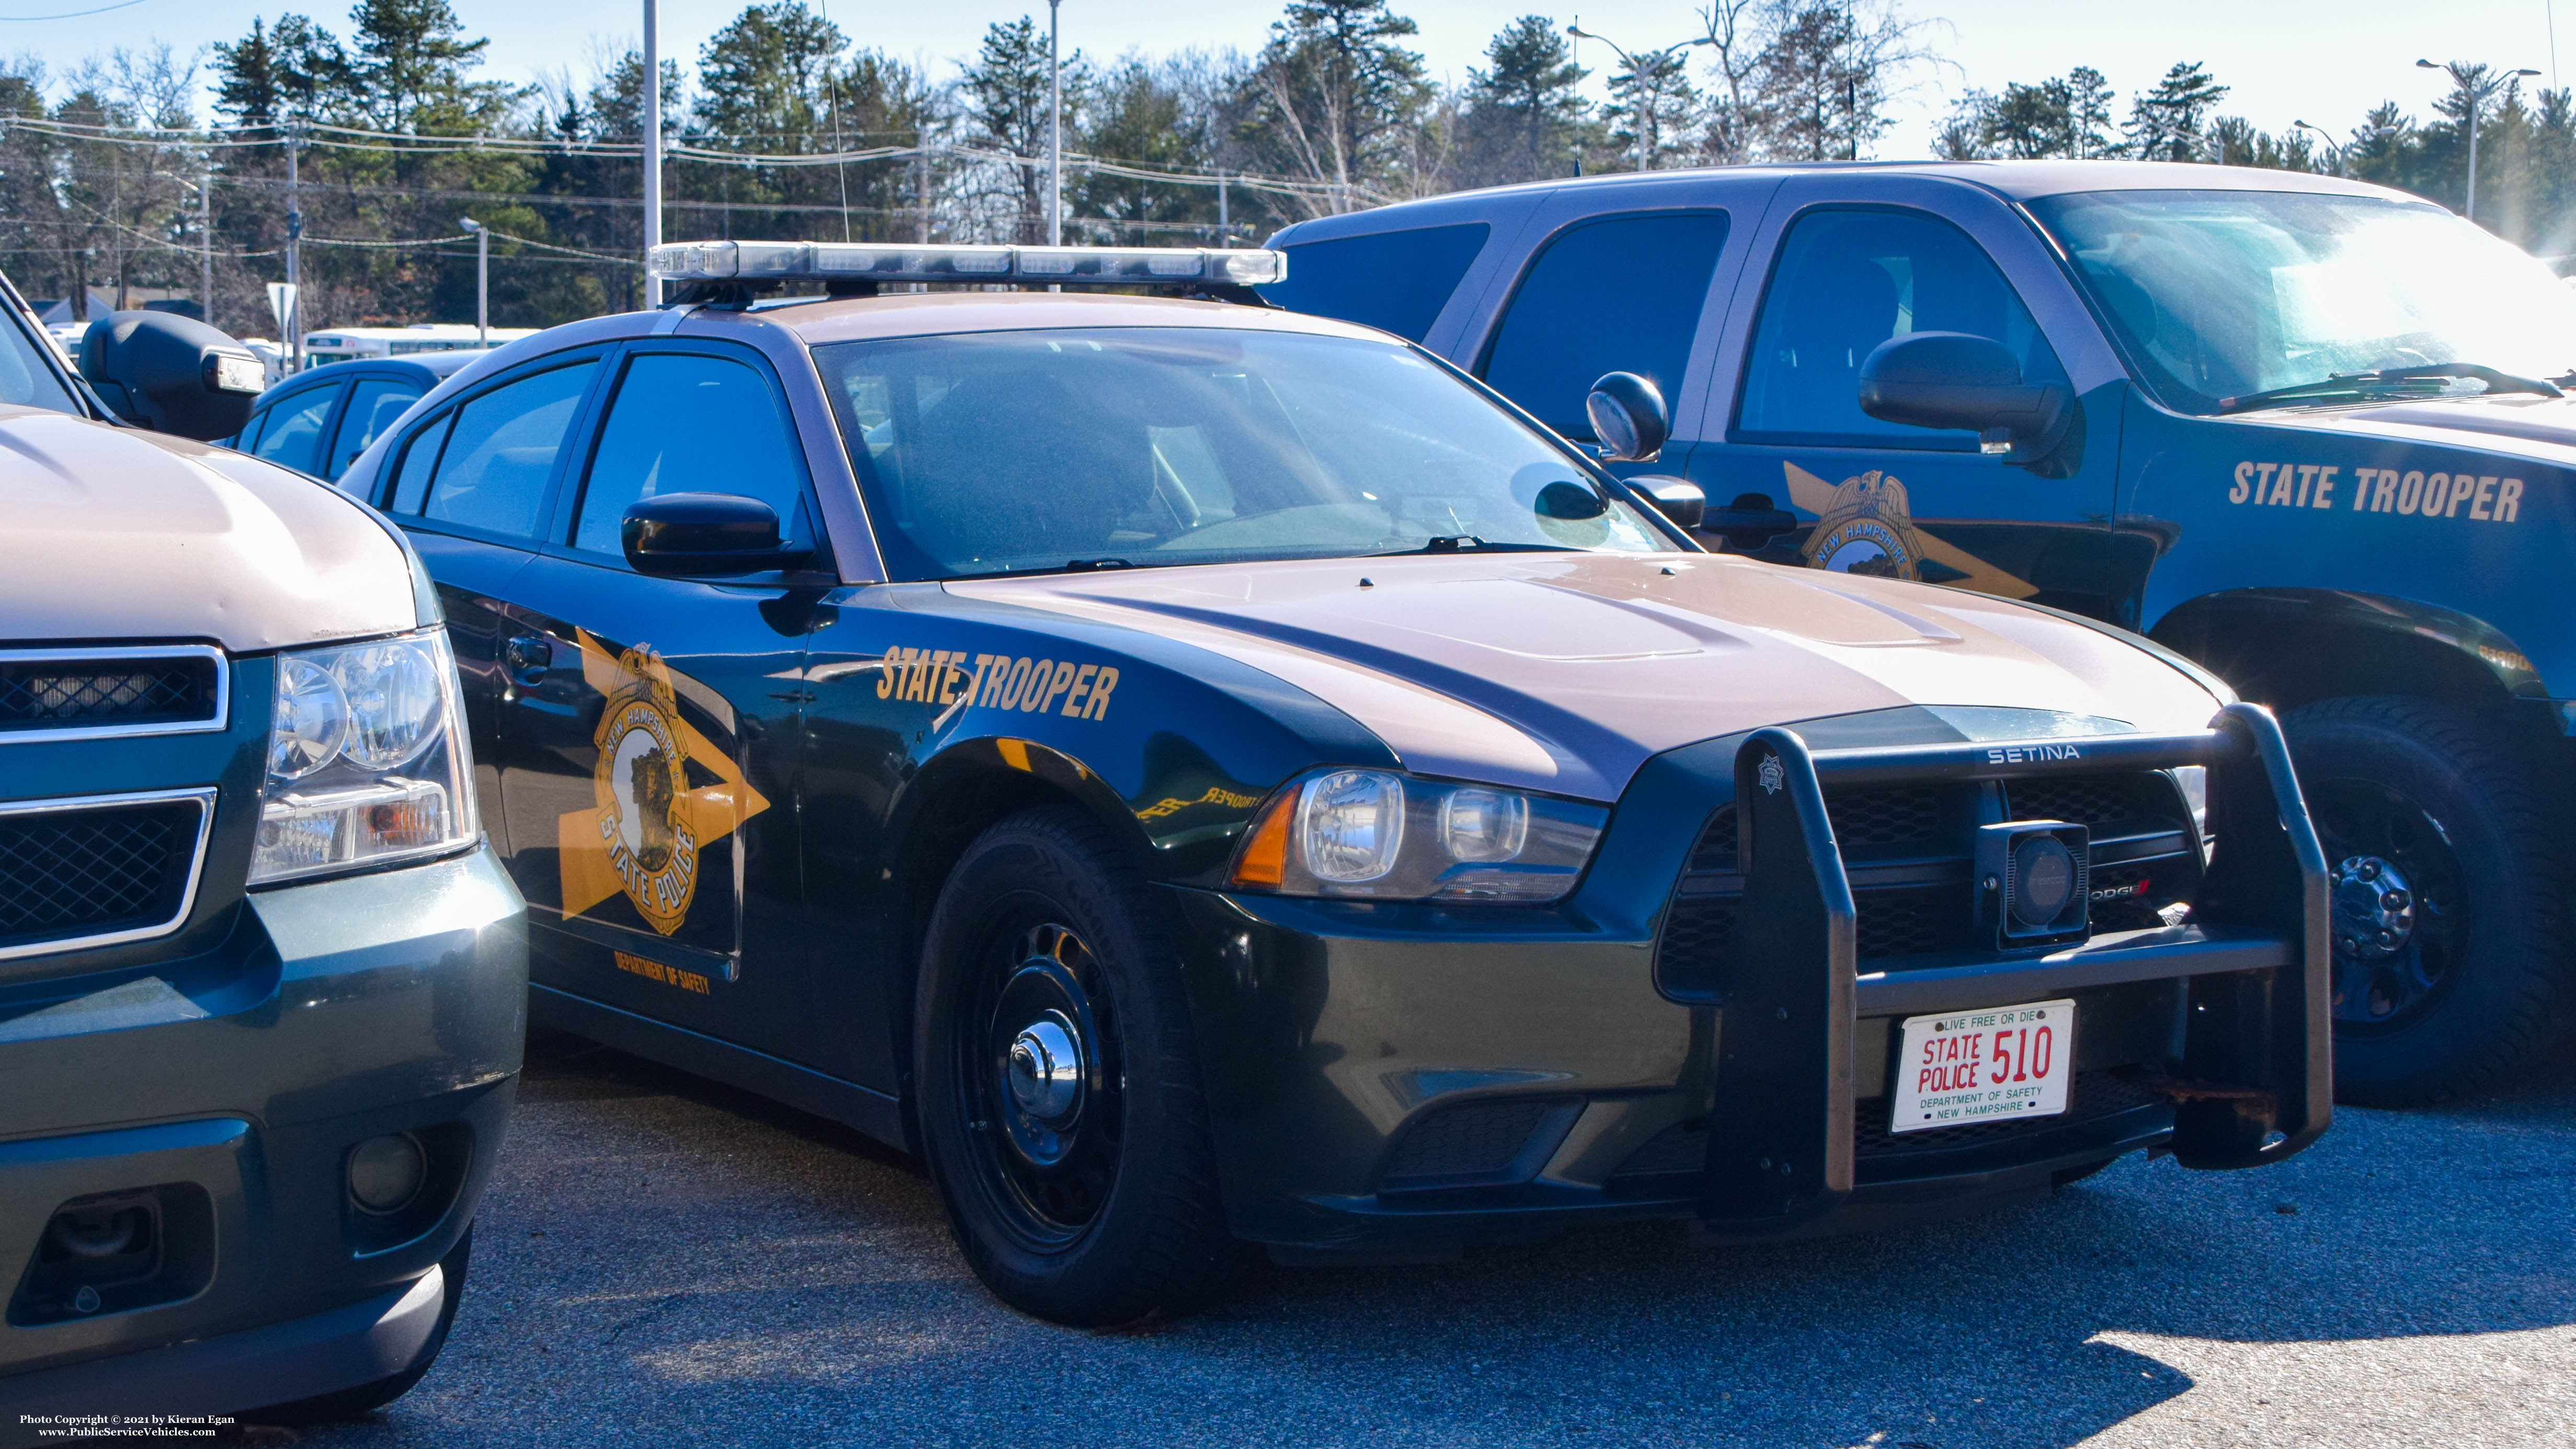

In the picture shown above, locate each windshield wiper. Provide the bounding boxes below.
[2219,363,2566,415]
[1363,535,1586,557]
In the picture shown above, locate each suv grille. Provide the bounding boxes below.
[0,653,221,735]
[0,796,211,957]
[1657,772,2197,996]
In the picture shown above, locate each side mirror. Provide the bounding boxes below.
[77,311,262,441]
[1584,371,1669,462]
[1627,474,1705,530]
[1856,332,2068,458]
[1698,492,1800,553]
[622,492,814,577]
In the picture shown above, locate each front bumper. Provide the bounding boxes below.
[0,845,525,1418]
[1172,705,2330,1253]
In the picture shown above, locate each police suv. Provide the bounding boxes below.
[1267,161,2576,1106]
[336,239,2328,1325]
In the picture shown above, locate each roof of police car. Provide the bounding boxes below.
[765,290,1396,348]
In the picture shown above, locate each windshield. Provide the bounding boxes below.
[0,293,82,417]
[2028,189,2576,414]
[812,326,1669,581]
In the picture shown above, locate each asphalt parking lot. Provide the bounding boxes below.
[277,1034,2576,1449]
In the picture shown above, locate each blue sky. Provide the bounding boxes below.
[3,0,2563,159]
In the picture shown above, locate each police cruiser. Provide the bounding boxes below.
[334,238,2328,1325]
[1266,161,2576,1107]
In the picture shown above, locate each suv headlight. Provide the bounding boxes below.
[1226,768,1607,902]
[250,629,478,884]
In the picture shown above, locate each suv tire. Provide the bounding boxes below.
[2282,696,2570,1106]
[915,806,1243,1325]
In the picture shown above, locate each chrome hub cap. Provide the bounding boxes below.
[2333,855,2417,959]
[1006,1014,1085,1122]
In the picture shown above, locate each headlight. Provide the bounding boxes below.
[1228,768,1607,902]
[250,628,478,884]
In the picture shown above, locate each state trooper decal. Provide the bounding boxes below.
[1802,469,1928,579]
[558,632,769,942]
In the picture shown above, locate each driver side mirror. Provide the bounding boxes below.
[623,492,814,577]
[77,311,262,442]
[1856,332,2069,459]
[1584,371,1669,463]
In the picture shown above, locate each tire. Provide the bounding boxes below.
[914,806,1243,1326]
[2281,697,2572,1106]
[248,1225,473,1425]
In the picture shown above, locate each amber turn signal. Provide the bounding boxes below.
[1227,783,1301,888]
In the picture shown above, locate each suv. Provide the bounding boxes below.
[0,280,523,1434]
[1266,160,2576,1105]
[229,351,487,483]
[331,239,2326,1327]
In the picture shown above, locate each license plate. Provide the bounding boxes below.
[1889,999,2076,1134]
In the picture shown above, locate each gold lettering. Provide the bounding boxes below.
[1017,660,1054,712]
[2397,470,2425,514]
[2422,473,2450,516]
[2470,475,2498,520]
[1040,661,1078,714]
[1083,666,1120,719]
[984,657,1020,707]
[2372,470,2398,511]
[2497,477,2524,522]
[1064,663,1099,715]
[2447,467,2476,517]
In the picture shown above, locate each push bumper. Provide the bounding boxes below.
[1171,705,2330,1254]
[0,845,525,1423]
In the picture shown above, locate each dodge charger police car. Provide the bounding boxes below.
[1265,160,2576,1106]
[336,239,2328,1326]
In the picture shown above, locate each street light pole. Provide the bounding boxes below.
[643,0,663,304]
[284,122,302,374]
[2419,58,2543,222]
[459,218,488,347]
[2293,120,2341,177]
[1565,26,1711,173]
[1047,0,1064,247]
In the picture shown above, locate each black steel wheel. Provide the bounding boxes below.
[915,805,1243,1325]
[2283,697,2572,1105]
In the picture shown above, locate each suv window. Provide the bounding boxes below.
[1479,212,1730,440]
[249,384,340,474]
[325,377,424,479]
[1263,223,1490,343]
[573,352,808,557]
[1737,209,2067,447]
[420,362,596,538]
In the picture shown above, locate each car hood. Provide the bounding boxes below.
[948,552,2223,801]
[2271,394,2576,464]
[0,406,420,654]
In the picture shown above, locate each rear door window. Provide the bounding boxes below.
[1735,208,2066,447]
[1479,212,1730,439]
[249,384,341,475]
[1262,223,1491,342]
[324,377,425,479]
[421,362,597,538]
[572,352,810,557]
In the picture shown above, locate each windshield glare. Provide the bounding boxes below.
[2029,189,2576,413]
[813,327,1666,581]
[0,305,80,417]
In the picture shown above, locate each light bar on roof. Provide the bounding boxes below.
[648,239,1285,288]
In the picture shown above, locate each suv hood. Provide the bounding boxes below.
[0,407,419,653]
[2280,394,2576,464]
[950,552,2223,801]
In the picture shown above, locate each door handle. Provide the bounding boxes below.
[503,635,551,688]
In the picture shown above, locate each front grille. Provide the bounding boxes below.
[1855,1069,2166,1158]
[0,653,221,735]
[0,798,208,955]
[1381,1099,1566,1187]
[1656,769,2200,998]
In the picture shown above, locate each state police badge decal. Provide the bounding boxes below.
[1801,469,1927,581]
[594,646,698,935]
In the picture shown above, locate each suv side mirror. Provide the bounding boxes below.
[1626,475,1706,530]
[1584,371,1669,462]
[77,311,262,441]
[623,492,814,577]
[1856,332,2068,458]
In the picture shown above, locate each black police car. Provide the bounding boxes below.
[335,239,2327,1326]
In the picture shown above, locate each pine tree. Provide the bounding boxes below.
[1457,16,1590,187]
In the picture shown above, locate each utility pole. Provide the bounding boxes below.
[284,121,303,374]
[917,135,931,243]
[2419,58,2543,223]
[196,169,212,330]
[1047,0,1064,246]
[643,0,663,305]
[460,218,488,347]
